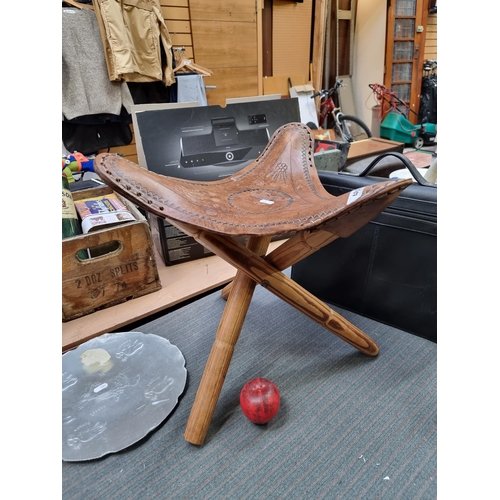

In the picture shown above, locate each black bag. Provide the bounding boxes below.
[418,74,437,124]
[291,152,437,342]
[62,120,132,156]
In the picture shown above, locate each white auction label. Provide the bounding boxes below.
[347,187,364,205]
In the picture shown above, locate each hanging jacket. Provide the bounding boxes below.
[93,0,175,86]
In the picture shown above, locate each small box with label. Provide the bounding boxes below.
[151,216,214,266]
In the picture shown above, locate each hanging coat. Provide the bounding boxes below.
[93,0,175,86]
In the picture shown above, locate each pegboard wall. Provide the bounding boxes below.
[272,0,313,81]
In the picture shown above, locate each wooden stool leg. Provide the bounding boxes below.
[220,229,338,300]
[184,236,271,445]
[265,273,379,356]
[220,239,270,300]
[178,227,378,356]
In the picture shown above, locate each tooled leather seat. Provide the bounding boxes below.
[94,122,409,237]
[94,122,411,446]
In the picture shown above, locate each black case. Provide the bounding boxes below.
[291,152,437,342]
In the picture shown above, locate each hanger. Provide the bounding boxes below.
[173,48,213,77]
[62,0,94,10]
[173,58,213,77]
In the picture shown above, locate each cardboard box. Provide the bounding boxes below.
[150,214,296,267]
[131,98,301,181]
[289,84,319,127]
[263,75,308,97]
[62,186,161,322]
[151,216,214,266]
[311,128,338,141]
[130,98,301,265]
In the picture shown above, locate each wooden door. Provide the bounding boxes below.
[384,0,429,124]
[189,0,263,107]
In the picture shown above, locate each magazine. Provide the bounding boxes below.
[74,193,136,233]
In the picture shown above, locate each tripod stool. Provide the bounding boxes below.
[94,122,411,445]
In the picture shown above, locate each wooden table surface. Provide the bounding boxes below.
[345,137,405,165]
[62,239,285,352]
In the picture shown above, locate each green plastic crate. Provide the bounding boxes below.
[380,112,421,144]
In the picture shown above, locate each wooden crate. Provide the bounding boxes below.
[62,186,162,322]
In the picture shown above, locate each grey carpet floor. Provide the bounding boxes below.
[62,273,437,499]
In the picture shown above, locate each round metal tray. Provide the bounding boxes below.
[62,332,187,461]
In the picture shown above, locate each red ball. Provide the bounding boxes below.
[240,378,280,425]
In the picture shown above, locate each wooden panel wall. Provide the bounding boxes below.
[188,0,260,107]
[102,126,139,164]
[272,0,313,84]
[162,0,194,58]
[424,11,437,61]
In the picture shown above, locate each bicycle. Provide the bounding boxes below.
[310,80,372,142]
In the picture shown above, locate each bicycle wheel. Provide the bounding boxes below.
[337,115,372,141]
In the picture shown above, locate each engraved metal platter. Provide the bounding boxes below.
[62,332,187,462]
